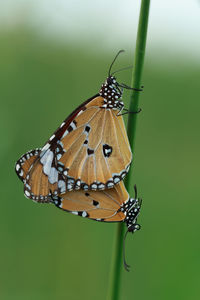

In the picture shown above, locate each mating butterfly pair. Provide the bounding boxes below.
[15,51,142,270]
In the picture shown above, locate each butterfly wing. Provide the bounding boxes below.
[53,95,132,190]
[15,149,41,182]
[24,160,63,202]
[15,148,61,202]
[15,95,98,201]
[53,181,129,222]
[17,93,131,199]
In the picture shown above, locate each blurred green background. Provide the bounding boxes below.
[1,13,200,300]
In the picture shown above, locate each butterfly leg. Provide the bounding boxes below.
[118,83,144,91]
[117,108,142,116]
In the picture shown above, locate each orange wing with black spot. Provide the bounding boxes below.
[52,181,142,232]
[53,181,129,222]
[56,96,131,191]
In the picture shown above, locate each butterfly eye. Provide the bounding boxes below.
[106,77,113,85]
[106,75,116,84]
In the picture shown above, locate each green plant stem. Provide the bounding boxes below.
[106,222,124,300]
[127,0,150,161]
[107,1,150,300]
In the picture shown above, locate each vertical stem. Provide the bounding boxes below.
[106,223,124,300]
[107,1,150,300]
[126,0,150,163]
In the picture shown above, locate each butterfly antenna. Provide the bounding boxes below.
[123,229,131,272]
[118,83,144,91]
[108,50,125,77]
[111,65,133,76]
[117,108,142,116]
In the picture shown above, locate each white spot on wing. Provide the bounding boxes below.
[41,143,50,152]
[48,167,58,184]
[70,121,77,130]
[40,149,54,176]
[49,134,55,141]
[63,170,68,176]
[57,153,62,160]
[107,182,114,188]
[67,183,73,190]
[83,185,89,190]
[16,164,20,171]
[62,130,69,138]
[72,211,78,215]
[25,190,30,197]
[114,177,120,183]
[76,180,81,187]
[82,211,87,217]
[77,110,83,117]
[25,183,31,190]
[91,184,97,190]
[98,184,105,190]
[58,180,66,193]
[19,170,24,177]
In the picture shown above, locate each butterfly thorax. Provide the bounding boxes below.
[99,76,124,111]
[121,198,142,232]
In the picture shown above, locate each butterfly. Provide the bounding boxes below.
[52,181,141,229]
[15,50,134,202]
[52,181,142,271]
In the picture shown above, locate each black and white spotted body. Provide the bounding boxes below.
[122,198,142,232]
[99,76,124,111]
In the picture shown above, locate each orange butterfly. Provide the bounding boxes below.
[52,181,141,229]
[15,51,133,202]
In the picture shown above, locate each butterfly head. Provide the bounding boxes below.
[100,76,122,99]
[99,76,124,110]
